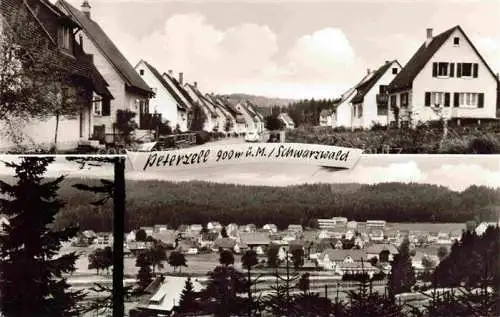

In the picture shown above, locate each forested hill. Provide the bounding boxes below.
[222,94,297,108]
[45,178,500,232]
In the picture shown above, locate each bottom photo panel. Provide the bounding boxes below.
[0,155,499,317]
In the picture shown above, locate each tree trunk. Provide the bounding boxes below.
[54,112,60,152]
[438,118,448,151]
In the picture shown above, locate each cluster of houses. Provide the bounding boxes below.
[105,217,481,277]
[0,0,266,151]
[320,26,500,130]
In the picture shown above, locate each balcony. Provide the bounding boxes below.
[376,94,389,105]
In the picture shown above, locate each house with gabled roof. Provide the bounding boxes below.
[245,101,266,133]
[387,26,499,127]
[205,93,234,133]
[57,0,154,143]
[0,0,113,151]
[278,112,295,129]
[135,61,190,131]
[319,109,335,127]
[234,101,257,133]
[211,96,239,134]
[184,82,219,132]
[351,60,402,129]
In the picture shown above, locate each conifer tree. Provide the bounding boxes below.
[177,276,200,314]
[136,252,153,292]
[388,237,416,297]
[0,157,84,317]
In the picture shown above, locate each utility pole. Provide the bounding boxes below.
[113,157,126,317]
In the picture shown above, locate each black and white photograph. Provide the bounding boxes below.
[0,0,499,154]
[0,155,126,317]
[0,0,500,316]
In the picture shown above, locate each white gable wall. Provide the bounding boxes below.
[136,61,179,129]
[412,28,497,122]
[355,62,402,129]
[335,90,355,128]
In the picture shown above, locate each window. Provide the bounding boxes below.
[139,69,144,76]
[390,95,397,107]
[57,26,72,52]
[392,68,398,75]
[457,63,478,78]
[357,104,363,118]
[453,92,484,108]
[400,92,409,108]
[438,62,448,76]
[425,92,450,107]
[453,37,460,45]
[379,85,387,94]
[93,98,111,116]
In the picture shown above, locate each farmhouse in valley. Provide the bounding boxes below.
[135,60,191,131]
[57,0,154,143]
[0,0,112,151]
[387,26,500,127]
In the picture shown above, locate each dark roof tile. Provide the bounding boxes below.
[141,61,187,110]
[351,61,396,104]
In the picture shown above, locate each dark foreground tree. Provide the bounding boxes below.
[219,249,235,266]
[176,276,201,314]
[202,265,248,317]
[388,237,416,297]
[0,157,84,316]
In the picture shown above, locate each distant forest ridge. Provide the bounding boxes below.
[42,177,500,232]
[222,93,298,108]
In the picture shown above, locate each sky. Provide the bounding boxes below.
[0,154,498,192]
[60,0,500,99]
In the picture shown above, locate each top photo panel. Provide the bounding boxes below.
[0,0,499,154]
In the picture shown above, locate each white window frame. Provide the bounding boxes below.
[458,92,479,108]
[93,98,103,116]
[58,26,72,52]
[431,92,445,106]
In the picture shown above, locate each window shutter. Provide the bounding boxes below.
[449,63,455,77]
[432,63,438,77]
[453,93,460,107]
[444,93,450,107]
[473,63,478,78]
[425,92,431,107]
[478,93,484,108]
[102,99,111,116]
[457,63,462,77]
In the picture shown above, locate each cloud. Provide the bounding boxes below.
[95,12,360,98]
[475,37,500,74]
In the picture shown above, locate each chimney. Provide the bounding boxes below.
[426,28,433,47]
[168,70,173,76]
[179,72,184,85]
[385,60,390,64]
[81,0,91,19]
[367,68,371,75]
[194,81,198,88]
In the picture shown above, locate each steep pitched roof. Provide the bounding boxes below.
[351,60,397,104]
[388,25,498,93]
[1,0,112,99]
[186,84,217,118]
[162,72,194,110]
[57,0,153,97]
[139,61,187,110]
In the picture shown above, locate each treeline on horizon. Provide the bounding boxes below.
[264,98,338,126]
[49,178,500,233]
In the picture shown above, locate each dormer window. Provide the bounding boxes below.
[58,26,73,53]
[453,37,460,46]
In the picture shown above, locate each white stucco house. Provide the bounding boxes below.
[319,109,335,127]
[235,102,256,133]
[387,26,499,127]
[0,0,113,152]
[135,61,190,131]
[350,60,402,129]
[57,0,154,143]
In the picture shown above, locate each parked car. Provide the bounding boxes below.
[245,130,260,142]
